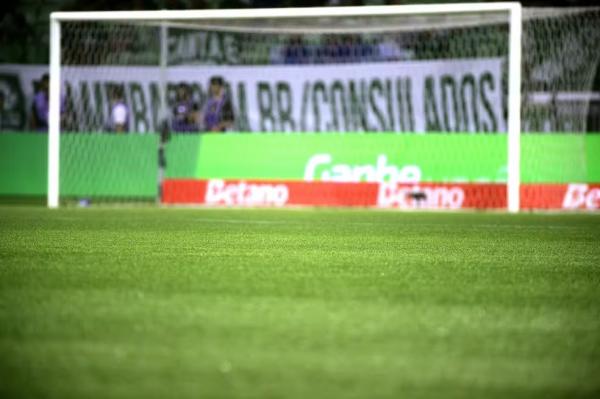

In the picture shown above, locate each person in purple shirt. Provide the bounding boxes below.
[172,82,199,133]
[31,73,69,132]
[32,74,49,131]
[0,92,7,131]
[203,76,234,133]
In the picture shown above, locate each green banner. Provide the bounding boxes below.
[60,134,158,197]
[0,133,158,198]
[522,134,600,184]
[177,133,600,184]
[1,133,599,198]
[190,134,507,182]
[0,133,47,195]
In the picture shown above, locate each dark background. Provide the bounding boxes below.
[1,0,598,64]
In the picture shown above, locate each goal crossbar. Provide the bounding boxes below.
[50,3,522,22]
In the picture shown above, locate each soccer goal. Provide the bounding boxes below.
[47,3,600,211]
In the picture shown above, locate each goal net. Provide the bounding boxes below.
[519,7,600,210]
[47,4,600,211]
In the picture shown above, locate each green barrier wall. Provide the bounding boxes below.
[192,134,508,182]
[522,134,600,183]
[0,133,158,198]
[0,133,47,196]
[61,134,159,197]
[177,133,600,183]
[1,133,599,198]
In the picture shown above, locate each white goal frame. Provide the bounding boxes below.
[48,2,522,212]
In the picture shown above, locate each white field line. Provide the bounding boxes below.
[194,217,287,225]
[193,218,582,229]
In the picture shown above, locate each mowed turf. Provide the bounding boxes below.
[0,206,599,399]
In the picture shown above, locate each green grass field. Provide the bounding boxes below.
[0,206,599,399]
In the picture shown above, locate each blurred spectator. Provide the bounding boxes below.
[337,35,355,63]
[107,86,129,133]
[378,34,414,61]
[28,80,40,130]
[0,91,6,131]
[378,35,402,61]
[284,34,384,65]
[203,76,234,133]
[284,36,311,64]
[29,76,75,132]
[32,74,49,132]
[61,84,78,132]
[269,43,285,65]
[321,35,342,64]
[357,36,377,62]
[172,82,199,133]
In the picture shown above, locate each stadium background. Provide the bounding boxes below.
[1,3,599,399]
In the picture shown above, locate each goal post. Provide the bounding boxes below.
[48,17,61,209]
[507,3,522,213]
[47,3,525,210]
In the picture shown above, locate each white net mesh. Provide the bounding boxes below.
[52,6,600,209]
[522,7,600,133]
[58,7,600,134]
[59,10,515,135]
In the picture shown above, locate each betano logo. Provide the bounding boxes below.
[378,183,465,209]
[205,179,289,207]
[562,184,600,210]
[304,154,422,183]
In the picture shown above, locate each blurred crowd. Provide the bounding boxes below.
[280,35,413,65]
[170,76,234,133]
[1,0,599,134]
[13,31,411,134]
[1,0,584,64]
[18,72,235,134]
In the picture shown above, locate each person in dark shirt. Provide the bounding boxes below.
[30,74,70,132]
[284,36,311,65]
[32,74,49,132]
[203,76,234,133]
[0,92,6,131]
[172,82,199,133]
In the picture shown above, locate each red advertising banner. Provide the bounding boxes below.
[162,179,600,210]
[522,183,600,210]
[162,179,378,207]
[162,179,501,209]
